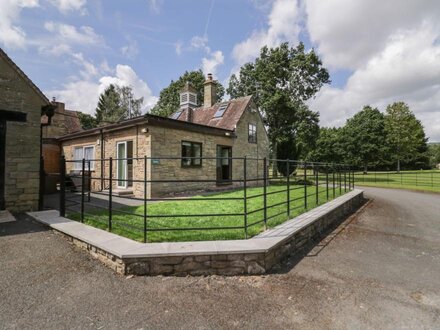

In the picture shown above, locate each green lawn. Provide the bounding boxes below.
[70,182,347,243]
[353,170,440,193]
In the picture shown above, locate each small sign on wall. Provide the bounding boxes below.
[151,159,161,165]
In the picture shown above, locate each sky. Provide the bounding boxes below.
[1,0,439,142]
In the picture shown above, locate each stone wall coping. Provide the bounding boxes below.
[28,189,363,259]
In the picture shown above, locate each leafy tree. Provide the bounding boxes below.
[310,127,345,164]
[77,112,97,130]
[342,106,388,173]
[227,42,329,162]
[150,70,225,117]
[95,84,143,124]
[384,102,427,172]
[428,143,440,168]
[117,85,143,118]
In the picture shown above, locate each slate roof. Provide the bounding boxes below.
[173,95,253,131]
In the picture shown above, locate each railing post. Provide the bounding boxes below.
[344,166,347,192]
[87,160,91,202]
[304,161,308,210]
[332,165,335,199]
[339,167,342,195]
[326,168,329,201]
[286,159,290,217]
[143,156,147,243]
[348,166,351,190]
[81,158,85,223]
[243,157,248,239]
[109,157,113,232]
[59,155,66,217]
[315,165,319,206]
[263,157,267,230]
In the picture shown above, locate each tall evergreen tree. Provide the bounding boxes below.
[95,84,143,124]
[384,102,427,172]
[150,70,225,117]
[117,85,143,118]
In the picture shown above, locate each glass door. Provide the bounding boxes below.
[117,141,127,188]
[216,146,232,184]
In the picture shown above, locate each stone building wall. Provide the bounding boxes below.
[0,54,47,212]
[61,104,269,198]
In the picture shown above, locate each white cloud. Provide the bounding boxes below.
[71,52,99,79]
[232,0,301,66]
[174,40,183,55]
[48,0,87,15]
[44,21,103,45]
[202,50,224,77]
[38,21,104,55]
[0,0,39,49]
[120,39,139,60]
[309,22,440,141]
[190,35,209,52]
[147,0,163,14]
[306,0,440,70]
[47,60,158,114]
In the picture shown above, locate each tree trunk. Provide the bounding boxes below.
[397,159,400,173]
[363,164,368,174]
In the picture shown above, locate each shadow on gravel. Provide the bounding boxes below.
[0,214,49,237]
[269,198,370,275]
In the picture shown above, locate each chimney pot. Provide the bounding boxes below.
[203,74,217,108]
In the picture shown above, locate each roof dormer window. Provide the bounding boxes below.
[213,103,228,118]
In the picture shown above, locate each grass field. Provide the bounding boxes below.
[69,183,347,242]
[353,170,440,193]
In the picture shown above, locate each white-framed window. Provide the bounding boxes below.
[248,123,257,143]
[73,145,95,170]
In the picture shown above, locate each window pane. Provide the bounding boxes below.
[84,146,94,169]
[193,143,201,165]
[74,147,83,169]
[182,142,191,166]
[248,123,257,143]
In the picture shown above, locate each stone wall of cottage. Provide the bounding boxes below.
[0,56,46,212]
[62,126,152,198]
[148,125,234,196]
[231,104,270,182]
[61,104,269,198]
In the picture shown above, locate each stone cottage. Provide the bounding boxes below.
[0,48,55,211]
[59,74,269,198]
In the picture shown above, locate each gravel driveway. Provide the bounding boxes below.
[1,187,439,329]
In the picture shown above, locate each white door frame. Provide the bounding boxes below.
[116,141,127,189]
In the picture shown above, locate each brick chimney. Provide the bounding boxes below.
[203,73,217,108]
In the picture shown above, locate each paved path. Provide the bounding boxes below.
[1,187,439,329]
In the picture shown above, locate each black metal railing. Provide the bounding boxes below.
[59,156,354,242]
[353,170,440,190]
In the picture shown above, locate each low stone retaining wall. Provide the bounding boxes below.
[28,189,364,276]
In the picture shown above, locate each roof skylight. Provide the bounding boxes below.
[213,103,228,118]
[171,111,182,120]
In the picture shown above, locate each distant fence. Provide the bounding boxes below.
[353,170,440,190]
[59,156,354,242]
